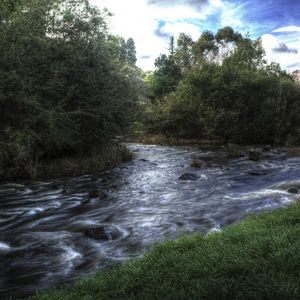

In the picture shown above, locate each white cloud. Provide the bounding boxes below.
[262,34,300,70]
[219,2,243,29]
[262,34,285,51]
[89,0,300,71]
[89,0,222,70]
[273,26,300,33]
[160,22,201,40]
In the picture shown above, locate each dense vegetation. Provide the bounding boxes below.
[143,28,300,145]
[0,0,142,180]
[28,203,300,300]
[2,0,300,181]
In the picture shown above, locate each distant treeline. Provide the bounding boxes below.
[0,0,143,179]
[143,27,300,145]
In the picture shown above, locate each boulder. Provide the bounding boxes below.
[179,173,199,181]
[84,225,123,241]
[88,189,100,198]
[225,144,243,159]
[191,158,205,168]
[287,187,299,194]
[248,150,262,162]
[88,189,108,199]
[248,170,267,176]
[262,145,271,152]
[49,182,60,190]
[275,181,300,194]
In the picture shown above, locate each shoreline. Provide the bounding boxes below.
[124,133,218,146]
[125,133,300,154]
[0,143,133,183]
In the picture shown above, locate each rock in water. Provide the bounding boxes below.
[191,158,205,168]
[84,225,123,240]
[288,187,299,194]
[226,144,243,159]
[248,170,267,176]
[248,150,261,162]
[262,145,271,152]
[179,173,199,181]
[88,190,100,198]
[275,181,300,194]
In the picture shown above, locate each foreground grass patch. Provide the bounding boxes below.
[29,204,300,300]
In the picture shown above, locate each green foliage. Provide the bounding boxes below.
[215,26,242,44]
[126,37,137,66]
[0,0,141,180]
[145,27,300,145]
[35,143,132,179]
[147,54,182,101]
[28,203,300,299]
[174,33,194,73]
[192,30,218,63]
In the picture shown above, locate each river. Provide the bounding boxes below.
[0,143,298,298]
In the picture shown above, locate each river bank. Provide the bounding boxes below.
[28,202,300,300]
[125,133,300,158]
[0,143,132,183]
[124,133,217,146]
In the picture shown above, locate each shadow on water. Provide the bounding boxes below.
[0,143,299,297]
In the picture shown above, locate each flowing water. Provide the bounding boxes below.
[0,143,299,298]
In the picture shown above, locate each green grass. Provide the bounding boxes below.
[36,143,133,179]
[0,143,132,181]
[28,203,300,300]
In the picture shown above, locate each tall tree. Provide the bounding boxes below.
[192,30,218,63]
[168,36,175,56]
[126,37,137,66]
[148,54,182,101]
[174,33,194,73]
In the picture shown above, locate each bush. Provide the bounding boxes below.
[144,28,300,145]
[0,0,141,179]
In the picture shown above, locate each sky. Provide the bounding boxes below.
[90,0,300,71]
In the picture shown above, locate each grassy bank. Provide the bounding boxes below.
[29,203,300,300]
[0,143,132,182]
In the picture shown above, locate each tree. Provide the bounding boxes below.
[168,36,175,56]
[192,31,218,63]
[215,26,242,44]
[148,54,182,101]
[0,0,141,178]
[144,27,300,145]
[174,33,194,73]
[126,37,137,66]
[0,0,23,22]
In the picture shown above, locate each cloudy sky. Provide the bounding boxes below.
[90,0,300,71]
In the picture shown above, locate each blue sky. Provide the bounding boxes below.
[91,0,300,71]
